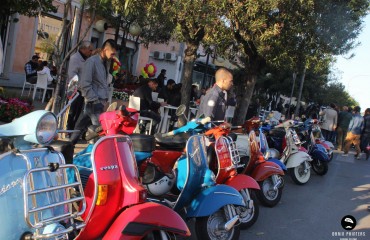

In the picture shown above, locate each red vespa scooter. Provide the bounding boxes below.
[71,107,191,239]
[204,124,261,229]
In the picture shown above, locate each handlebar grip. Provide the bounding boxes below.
[162,131,174,138]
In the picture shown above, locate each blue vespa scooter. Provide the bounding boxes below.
[0,110,86,239]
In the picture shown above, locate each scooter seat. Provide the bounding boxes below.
[130,134,155,152]
[154,132,190,150]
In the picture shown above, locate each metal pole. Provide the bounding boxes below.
[287,72,296,119]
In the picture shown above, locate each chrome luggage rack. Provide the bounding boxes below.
[23,162,86,239]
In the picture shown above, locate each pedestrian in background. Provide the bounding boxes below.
[66,41,94,132]
[343,106,364,159]
[24,55,40,84]
[360,108,370,156]
[336,106,352,151]
[319,103,338,143]
[70,39,116,144]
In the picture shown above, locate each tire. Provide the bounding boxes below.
[288,161,311,185]
[195,208,240,240]
[256,176,283,207]
[237,189,259,229]
[311,159,328,176]
[328,151,334,162]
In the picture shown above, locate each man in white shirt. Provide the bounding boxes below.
[66,41,93,131]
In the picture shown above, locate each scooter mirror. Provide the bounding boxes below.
[176,104,186,117]
[106,102,117,111]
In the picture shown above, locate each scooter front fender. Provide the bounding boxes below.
[311,144,330,162]
[186,184,245,218]
[285,151,312,169]
[225,174,260,191]
[103,202,190,240]
[251,161,285,181]
[267,158,287,171]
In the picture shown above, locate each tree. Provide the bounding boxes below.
[210,0,369,124]
[156,1,220,111]
[0,0,56,24]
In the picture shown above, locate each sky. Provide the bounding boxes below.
[333,14,370,111]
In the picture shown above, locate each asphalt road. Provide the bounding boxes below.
[240,150,370,240]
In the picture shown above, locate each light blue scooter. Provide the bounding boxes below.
[0,110,86,239]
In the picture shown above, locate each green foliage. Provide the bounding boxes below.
[0,0,57,21]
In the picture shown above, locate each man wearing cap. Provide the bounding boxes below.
[24,55,40,84]
[133,78,167,134]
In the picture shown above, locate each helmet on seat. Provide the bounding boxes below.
[142,163,176,196]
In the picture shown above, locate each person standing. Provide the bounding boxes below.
[360,108,370,154]
[66,41,94,131]
[156,69,167,89]
[70,39,117,144]
[319,103,338,143]
[24,55,40,84]
[343,106,364,159]
[336,106,353,151]
[197,68,233,121]
[133,78,167,134]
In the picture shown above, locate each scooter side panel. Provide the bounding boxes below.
[0,152,29,240]
[103,202,190,240]
[186,184,245,218]
[225,174,260,191]
[250,161,285,181]
[267,158,287,171]
[285,151,312,168]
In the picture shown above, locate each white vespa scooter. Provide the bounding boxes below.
[0,110,86,239]
[275,120,313,185]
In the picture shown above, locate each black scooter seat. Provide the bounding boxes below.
[154,132,190,150]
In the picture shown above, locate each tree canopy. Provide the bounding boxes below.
[1,0,57,21]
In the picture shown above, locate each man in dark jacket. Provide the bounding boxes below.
[24,55,40,84]
[197,67,233,121]
[158,79,175,102]
[336,106,353,151]
[133,78,167,134]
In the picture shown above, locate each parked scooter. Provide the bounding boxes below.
[297,119,330,175]
[276,120,313,185]
[244,130,285,207]
[69,106,191,239]
[0,110,86,239]
[204,123,260,228]
[164,134,245,239]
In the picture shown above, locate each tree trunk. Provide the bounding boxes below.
[234,73,257,125]
[294,67,306,117]
[180,43,198,113]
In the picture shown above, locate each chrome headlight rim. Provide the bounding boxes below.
[35,112,57,145]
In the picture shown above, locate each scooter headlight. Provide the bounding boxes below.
[36,113,57,144]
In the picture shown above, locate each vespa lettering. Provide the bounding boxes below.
[100,165,118,171]
[0,178,22,196]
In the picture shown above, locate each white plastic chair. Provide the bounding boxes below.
[128,96,153,135]
[21,76,36,97]
[32,73,54,103]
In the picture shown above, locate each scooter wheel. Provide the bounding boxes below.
[237,189,259,229]
[256,177,283,207]
[195,208,240,240]
[311,159,328,176]
[288,162,311,185]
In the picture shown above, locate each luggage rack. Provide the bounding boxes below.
[23,163,86,239]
